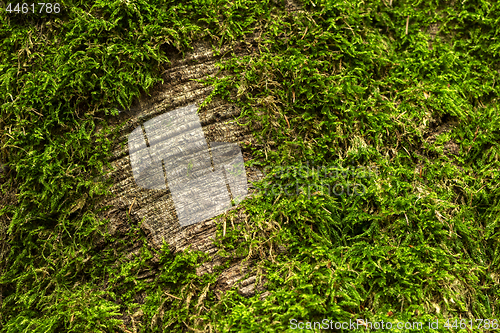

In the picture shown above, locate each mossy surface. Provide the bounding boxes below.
[1,0,500,332]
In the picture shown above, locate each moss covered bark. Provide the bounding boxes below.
[1,0,500,332]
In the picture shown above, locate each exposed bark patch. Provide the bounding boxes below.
[94,41,270,330]
[98,41,263,248]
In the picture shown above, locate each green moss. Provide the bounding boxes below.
[201,0,500,331]
[1,0,500,332]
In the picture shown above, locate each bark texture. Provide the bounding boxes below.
[96,41,268,300]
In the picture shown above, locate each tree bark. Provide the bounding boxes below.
[96,41,269,302]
